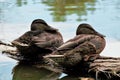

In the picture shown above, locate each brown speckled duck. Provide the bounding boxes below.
[12,19,63,61]
[44,23,106,67]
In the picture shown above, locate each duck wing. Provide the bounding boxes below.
[44,35,97,65]
[12,30,42,47]
[32,32,63,50]
[57,35,95,51]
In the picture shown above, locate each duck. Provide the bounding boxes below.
[12,19,63,61]
[44,23,106,68]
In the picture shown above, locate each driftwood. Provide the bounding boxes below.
[89,56,120,80]
[0,41,120,80]
[0,42,20,60]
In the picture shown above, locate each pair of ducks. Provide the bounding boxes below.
[12,19,106,67]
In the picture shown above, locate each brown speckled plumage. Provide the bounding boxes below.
[12,19,63,60]
[44,23,106,67]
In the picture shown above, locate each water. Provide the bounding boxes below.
[0,0,120,80]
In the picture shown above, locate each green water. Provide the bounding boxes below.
[0,0,120,80]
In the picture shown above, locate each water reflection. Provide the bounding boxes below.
[0,0,96,23]
[11,63,96,80]
[16,0,27,6]
[42,0,96,21]
[12,63,61,80]
[59,76,95,80]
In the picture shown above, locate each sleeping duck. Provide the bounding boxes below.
[12,19,63,61]
[44,23,106,67]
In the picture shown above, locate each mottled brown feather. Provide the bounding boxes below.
[44,23,106,67]
[11,19,63,60]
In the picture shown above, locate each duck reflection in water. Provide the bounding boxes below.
[59,76,95,80]
[12,63,95,80]
[11,19,63,61]
[12,62,62,80]
[44,23,106,68]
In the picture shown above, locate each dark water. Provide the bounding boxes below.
[0,0,120,80]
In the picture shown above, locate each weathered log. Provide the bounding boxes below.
[89,56,120,80]
[0,41,21,60]
[0,41,120,80]
[0,41,17,53]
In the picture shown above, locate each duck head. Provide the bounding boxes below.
[76,23,105,37]
[31,19,57,32]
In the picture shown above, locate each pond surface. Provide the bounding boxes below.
[0,0,120,80]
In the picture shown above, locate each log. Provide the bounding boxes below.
[89,56,120,80]
[0,41,21,60]
[0,41,120,80]
[0,41,17,53]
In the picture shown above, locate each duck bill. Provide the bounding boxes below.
[96,32,105,37]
